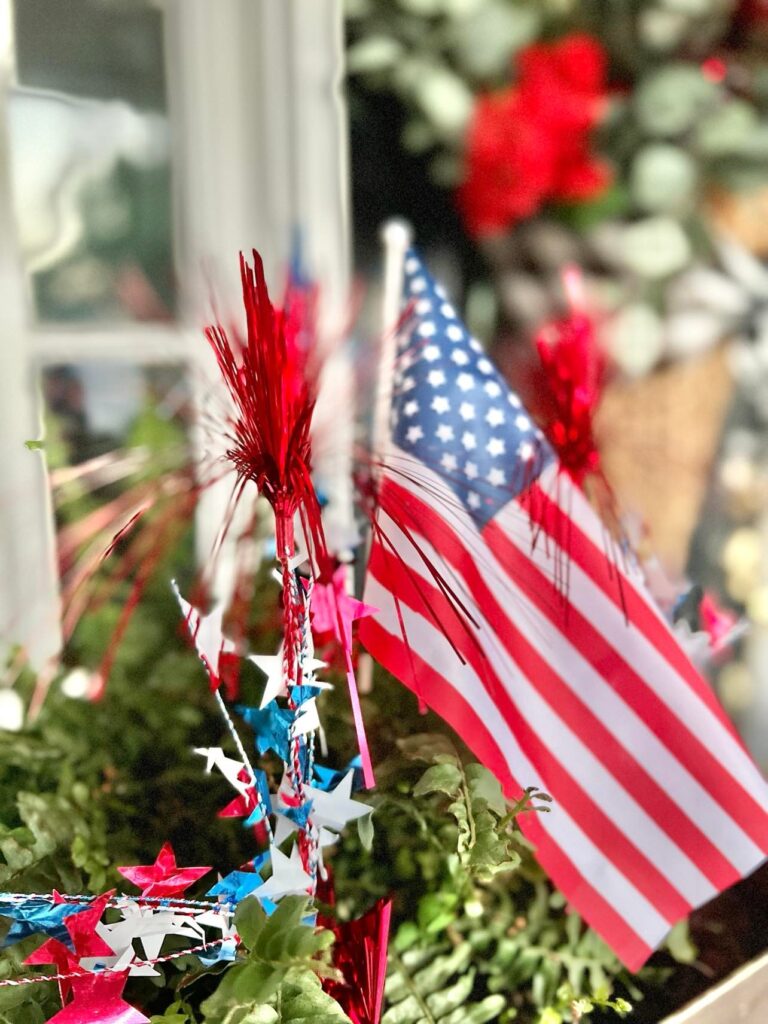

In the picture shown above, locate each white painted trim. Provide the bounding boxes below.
[0,0,351,662]
[0,0,61,668]
[661,949,768,1023]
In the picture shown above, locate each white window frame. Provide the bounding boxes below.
[0,0,350,669]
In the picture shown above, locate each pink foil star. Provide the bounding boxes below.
[311,566,377,650]
[26,893,114,1002]
[700,591,742,654]
[218,788,257,819]
[118,842,210,898]
[47,970,149,1024]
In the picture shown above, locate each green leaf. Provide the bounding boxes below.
[278,970,353,1022]
[236,897,269,950]
[665,920,697,964]
[347,36,404,74]
[23,440,44,451]
[413,763,462,799]
[464,764,505,817]
[634,64,719,137]
[200,963,284,1020]
[358,811,374,852]
[537,1009,562,1024]
[397,733,459,763]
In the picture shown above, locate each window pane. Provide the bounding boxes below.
[40,361,193,650]
[9,0,175,323]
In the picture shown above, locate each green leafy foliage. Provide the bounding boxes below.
[326,710,665,1023]
[384,942,504,1024]
[199,897,350,1024]
[0,572,692,1022]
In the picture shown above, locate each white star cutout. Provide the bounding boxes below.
[401,376,416,392]
[415,298,432,315]
[173,583,237,681]
[304,770,372,832]
[436,423,455,442]
[411,277,427,293]
[450,349,469,366]
[465,461,478,480]
[488,467,506,486]
[457,373,475,391]
[404,400,419,417]
[428,369,446,387]
[254,845,312,901]
[486,407,505,427]
[441,453,458,472]
[484,381,502,397]
[446,324,463,342]
[441,303,456,319]
[293,698,320,736]
[405,256,419,273]
[423,345,440,361]
[418,321,437,338]
[461,432,476,450]
[194,748,249,796]
[459,402,475,421]
[486,437,505,456]
[507,392,521,407]
[515,414,531,430]
[406,425,424,443]
[477,358,493,374]
[469,338,483,352]
[249,651,285,707]
[435,284,447,299]
[518,440,536,461]
[431,396,450,414]
[467,492,481,510]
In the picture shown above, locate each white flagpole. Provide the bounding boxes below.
[372,218,413,468]
[358,219,412,697]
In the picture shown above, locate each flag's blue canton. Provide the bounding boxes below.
[391,250,553,527]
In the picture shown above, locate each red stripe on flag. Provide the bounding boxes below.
[359,612,655,970]
[367,545,694,923]
[521,810,655,972]
[524,481,744,737]
[384,476,768,854]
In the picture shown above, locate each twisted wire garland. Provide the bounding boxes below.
[214,687,274,844]
[296,574,321,883]
[281,566,319,887]
[0,936,230,988]
[0,892,235,912]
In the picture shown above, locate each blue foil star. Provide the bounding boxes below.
[313,754,364,793]
[199,937,238,967]
[277,799,314,829]
[236,702,294,761]
[207,871,263,903]
[0,898,90,948]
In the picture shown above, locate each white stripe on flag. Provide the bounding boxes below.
[365,570,673,950]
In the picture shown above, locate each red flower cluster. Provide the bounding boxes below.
[457,34,612,237]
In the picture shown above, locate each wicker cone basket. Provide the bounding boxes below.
[596,345,734,577]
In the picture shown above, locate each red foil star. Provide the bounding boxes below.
[47,970,149,1024]
[118,842,210,898]
[26,893,115,1002]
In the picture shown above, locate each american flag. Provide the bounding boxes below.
[360,249,768,970]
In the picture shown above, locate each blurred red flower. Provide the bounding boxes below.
[457,33,612,237]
